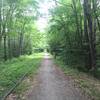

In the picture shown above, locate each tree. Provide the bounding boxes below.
[48,0,99,71]
[0,0,40,61]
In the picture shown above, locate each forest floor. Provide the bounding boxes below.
[55,57,100,100]
[7,53,98,100]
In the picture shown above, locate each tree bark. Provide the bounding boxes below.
[4,34,7,61]
[84,0,96,70]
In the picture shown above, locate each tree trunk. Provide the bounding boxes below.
[0,6,2,47]
[8,35,12,59]
[72,0,81,47]
[19,33,24,55]
[4,35,7,61]
[84,0,96,70]
[83,0,91,68]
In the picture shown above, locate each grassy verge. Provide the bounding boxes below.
[0,53,43,99]
[54,58,100,100]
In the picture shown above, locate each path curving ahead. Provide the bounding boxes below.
[27,53,90,100]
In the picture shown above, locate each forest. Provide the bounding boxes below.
[0,0,100,100]
[48,0,100,77]
[0,0,45,61]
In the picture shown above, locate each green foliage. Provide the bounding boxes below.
[47,0,100,72]
[0,0,45,60]
[55,58,100,100]
[0,53,43,98]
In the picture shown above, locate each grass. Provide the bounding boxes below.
[54,58,100,100]
[0,53,43,99]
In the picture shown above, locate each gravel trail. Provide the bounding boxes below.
[27,53,90,100]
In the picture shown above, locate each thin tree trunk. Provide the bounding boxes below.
[72,0,81,47]
[86,0,96,70]
[83,0,91,68]
[4,34,7,61]
[0,7,2,47]
[8,35,12,59]
[92,0,100,31]
[19,32,24,56]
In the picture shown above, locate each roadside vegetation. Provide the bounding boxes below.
[0,0,46,99]
[48,1,100,99]
[55,58,100,100]
[0,53,43,99]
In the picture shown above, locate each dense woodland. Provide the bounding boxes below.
[48,0,100,76]
[0,0,100,99]
[0,0,100,74]
[0,0,45,61]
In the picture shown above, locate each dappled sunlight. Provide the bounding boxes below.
[19,53,44,60]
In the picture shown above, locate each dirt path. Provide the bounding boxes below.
[26,53,90,100]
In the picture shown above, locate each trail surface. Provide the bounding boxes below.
[27,53,89,100]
